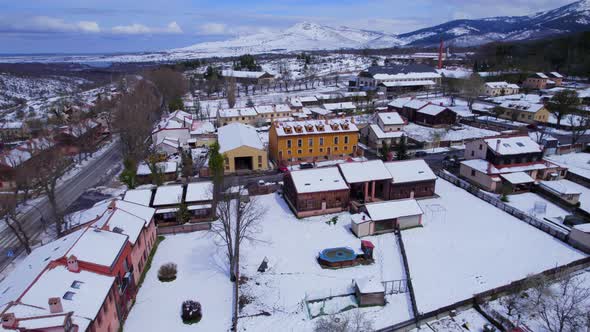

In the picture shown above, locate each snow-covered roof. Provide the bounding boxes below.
[68,228,128,267]
[0,138,55,167]
[221,70,272,79]
[137,161,178,175]
[255,104,291,114]
[342,91,367,98]
[19,266,114,322]
[289,167,348,194]
[185,181,214,203]
[338,160,392,183]
[500,172,535,184]
[218,107,257,118]
[485,81,520,89]
[289,98,303,108]
[574,224,590,233]
[0,229,85,307]
[381,80,436,87]
[500,101,545,114]
[404,99,428,110]
[299,96,318,103]
[323,102,356,111]
[364,199,423,221]
[388,97,412,109]
[273,120,358,137]
[377,112,404,126]
[218,123,264,153]
[540,180,582,196]
[355,277,385,294]
[124,189,153,207]
[535,72,549,79]
[368,124,405,139]
[484,136,542,155]
[99,209,146,245]
[461,159,549,175]
[384,160,437,184]
[417,104,451,116]
[549,72,563,78]
[304,107,331,116]
[190,121,215,135]
[153,184,184,206]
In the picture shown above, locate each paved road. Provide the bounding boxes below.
[0,139,122,271]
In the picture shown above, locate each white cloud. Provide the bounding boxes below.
[196,22,275,36]
[1,16,102,33]
[198,23,228,35]
[111,21,183,35]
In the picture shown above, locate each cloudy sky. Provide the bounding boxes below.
[0,0,574,54]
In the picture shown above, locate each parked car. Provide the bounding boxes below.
[414,151,428,157]
[300,163,314,169]
[278,166,289,173]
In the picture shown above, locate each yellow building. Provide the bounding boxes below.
[269,119,359,165]
[218,123,268,174]
[497,101,550,124]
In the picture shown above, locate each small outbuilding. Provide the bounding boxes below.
[354,277,385,307]
[351,199,423,237]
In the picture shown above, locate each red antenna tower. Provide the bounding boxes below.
[437,38,444,69]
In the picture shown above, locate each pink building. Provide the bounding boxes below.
[0,198,156,332]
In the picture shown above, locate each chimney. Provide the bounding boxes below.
[66,255,80,273]
[108,200,116,210]
[362,215,366,221]
[48,297,63,314]
[1,313,16,329]
[496,139,501,153]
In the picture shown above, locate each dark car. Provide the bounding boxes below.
[414,151,428,157]
[300,163,314,169]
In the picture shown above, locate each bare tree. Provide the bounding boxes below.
[36,149,71,237]
[211,192,266,331]
[114,80,162,162]
[462,74,485,109]
[564,113,590,145]
[537,275,590,332]
[145,68,188,110]
[0,190,32,254]
[548,90,580,129]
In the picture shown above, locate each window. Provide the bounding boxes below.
[297,149,302,154]
[71,281,83,289]
[287,150,292,155]
[319,148,324,153]
[479,144,483,150]
[308,138,313,146]
[344,136,349,144]
[334,147,338,152]
[334,137,339,144]
[309,149,313,153]
[319,138,324,146]
[287,140,292,148]
[471,170,476,177]
[63,291,75,300]
[471,151,475,157]
[297,139,302,147]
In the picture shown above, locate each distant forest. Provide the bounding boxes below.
[475,31,590,77]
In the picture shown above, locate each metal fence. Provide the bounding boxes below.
[437,170,570,241]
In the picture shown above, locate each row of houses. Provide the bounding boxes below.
[151,110,216,155]
[283,159,436,236]
[351,64,442,99]
[388,98,458,127]
[0,198,157,332]
[0,119,105,190]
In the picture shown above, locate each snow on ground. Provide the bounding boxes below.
[125,193,412,331]
[403,179,585,314]
[546,153,590,180]
[544,179,590,215]
[506,192,572,220]
[405,123,498,143]
[409,307,492,331]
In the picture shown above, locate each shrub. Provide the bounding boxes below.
[181,300,202,324]
[158,262,177,282]
[500,194,509,202]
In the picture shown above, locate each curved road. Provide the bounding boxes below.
[0,139,122,271]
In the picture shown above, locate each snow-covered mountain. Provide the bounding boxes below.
[174,0,590,55]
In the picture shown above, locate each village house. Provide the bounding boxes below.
[484,82,520,96]
[254,104,294,123]
[188,120,216,148]
[0,137,56,191]
[221,70,275,85]
[547,72,564,86]
[338,160,393,205]
[123,188,154,207]
[361,112,406,149]
[353,64,441,95]
[383,159,438,200]
[0,122,29,141]
[136,161,178,185]
[218,123,268,174]
[0,197,158,332]
[268,119,359,166]
[523,73,550,90]
[151,111,192,155]
[351,199,424,237]
[283,167,350,218]
[459,136,567,193]
[538,180,582,206]
[304,107,335,120]
[217,107,258,126]
[152,184,184,224]
[399,99,429,122]
[495,101,550,124]
[414,104,457,127]
[322,102,356,114]
[184,181,215,222]
[55,119,103,159]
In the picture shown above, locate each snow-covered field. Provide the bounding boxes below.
[125,179,586,330]
[506,192,572,220]
[409,307,491,332]
[125,193,413,331]
[404,179,585,313]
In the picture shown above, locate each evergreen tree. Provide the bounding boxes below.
[379,142,391,161]
[119,159,137,189]
[396,136,409,160]
[176,202,191,224]
[209,141,225,205]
